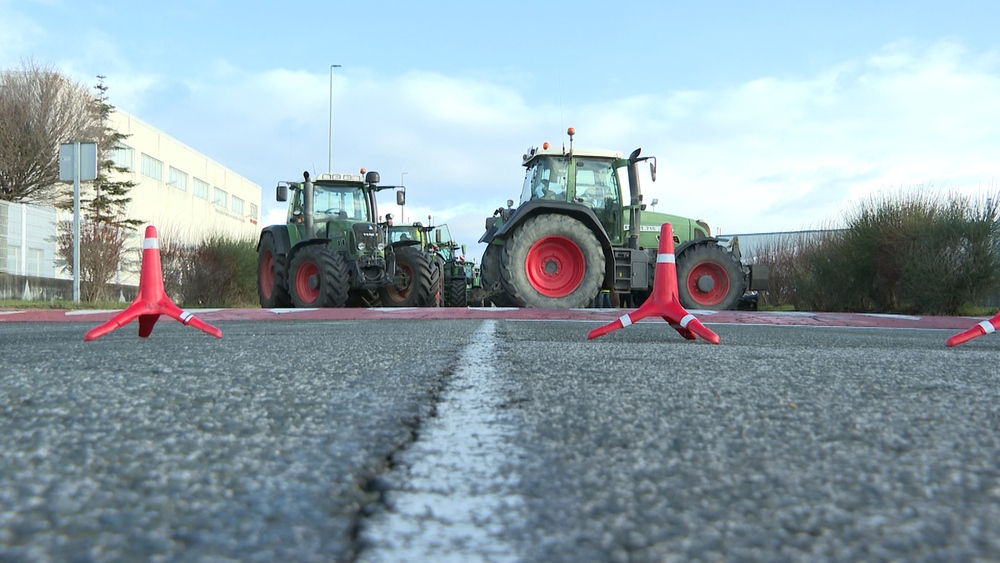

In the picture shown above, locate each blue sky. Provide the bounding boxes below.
[3,0,1000,256]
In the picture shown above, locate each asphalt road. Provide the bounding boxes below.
[2,316,999,561]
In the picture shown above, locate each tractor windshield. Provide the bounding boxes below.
[314,184,369,222]
[388,226,421,244]
[520,156,570,204]
[431,224,454,261]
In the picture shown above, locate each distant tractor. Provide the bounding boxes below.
[380,220,439,307]
[385,219,471,307]
[257,170,398,308]
[480,129,768,309]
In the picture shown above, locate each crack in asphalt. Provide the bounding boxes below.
[355,319,525,561]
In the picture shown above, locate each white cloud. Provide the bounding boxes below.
[5,21,998,263]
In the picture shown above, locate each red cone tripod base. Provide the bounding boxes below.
[946,314,1000,347]
[84,225,223,342]
[587,223,720,344]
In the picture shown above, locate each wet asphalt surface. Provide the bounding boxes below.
[1,318,999,561]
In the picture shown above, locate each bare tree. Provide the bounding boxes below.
[0,60,100,206]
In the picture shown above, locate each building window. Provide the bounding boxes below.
[193,178,210,200]
[250,203,258,220]
[26,248,43,277]
[109,144,134,171]
[213,187,228,207]
[231,195,244,216]
[140,153,163,181]
[168,167,188,192]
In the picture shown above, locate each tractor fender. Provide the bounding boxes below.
[484,201,617,288]
[259,225,292,256]
[675,236,724,258]
[388,239,422,251]
[675,237,749,278]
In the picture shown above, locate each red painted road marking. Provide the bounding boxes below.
[0,307,984,330]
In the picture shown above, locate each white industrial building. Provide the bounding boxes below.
[1,108,262,289]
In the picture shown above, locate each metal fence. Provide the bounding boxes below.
[0,200,63,279]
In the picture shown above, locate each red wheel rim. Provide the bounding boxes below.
[524,236,585,297]
[295,261,320,304]
[260,251,274,299]
[685,262,730,307]
[385,263,413,303]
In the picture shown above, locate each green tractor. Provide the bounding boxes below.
[480,129,768,309]
[384,220,471,307]
[257,170,406,308]
[379,219,440,307]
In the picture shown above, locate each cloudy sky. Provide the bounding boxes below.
[3,0,999,257]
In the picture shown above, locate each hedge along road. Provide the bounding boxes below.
[1,312,999,560]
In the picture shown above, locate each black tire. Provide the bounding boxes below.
[500,215,605,308]
[288,245,349,308]
[676,244,746,311]
[378,245,436,307]
[258,232,291,308]
[481,243,516,307]
[346,289,378,308]
[448,277,468,307]
[431,257,445,307]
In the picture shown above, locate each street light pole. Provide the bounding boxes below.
[329,64,342,174]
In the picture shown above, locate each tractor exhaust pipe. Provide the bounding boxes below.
[303,171,315,239]
[627,148,642,250]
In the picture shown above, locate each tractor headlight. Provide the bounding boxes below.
[357,242,366,251]
[377,242,385,251]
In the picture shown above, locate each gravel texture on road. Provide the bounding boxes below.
[0,320,477,561]
[491,322,1000,561]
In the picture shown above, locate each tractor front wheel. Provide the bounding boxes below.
[676,244,746,310]
[257,232,291,308]
[378,245,436,307]
[288,245,349,308]
[500,215,605,308]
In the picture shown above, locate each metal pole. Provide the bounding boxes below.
[400,172,407,223]
[329,64,342,173]
[72,141,81,304]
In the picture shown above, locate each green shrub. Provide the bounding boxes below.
[757,189,1000,315]
[159,232,258,308]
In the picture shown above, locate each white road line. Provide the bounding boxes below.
[360,319,524,562]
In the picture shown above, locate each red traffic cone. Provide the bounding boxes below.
[946,312,1000,347]
[588,223,720,344]
[84,225,223,341]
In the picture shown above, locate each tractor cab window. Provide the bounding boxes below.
[314,185,369,222]
[389,227,420,244]
[575,157,622,239]
[520,157,570,203]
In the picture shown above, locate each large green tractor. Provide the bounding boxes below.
[480,129,768,310]
[257,170,403,308]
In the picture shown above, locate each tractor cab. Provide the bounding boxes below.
[519,149,625,244]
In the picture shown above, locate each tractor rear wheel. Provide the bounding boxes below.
[378,245,436,307]
[481,244,516,307]
[448,277,468,307]
[257,232,291,308]
[500,215,605,308]
[288,245,349,308]
[676,244,745,310]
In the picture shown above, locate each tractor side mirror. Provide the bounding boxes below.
[649,158,657,182]
[461,244,467,255]
[435,229,442,244]
[276,184,288,202]
[365,171,380,185]
[507,199,514,208]
[396,190,405,206]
